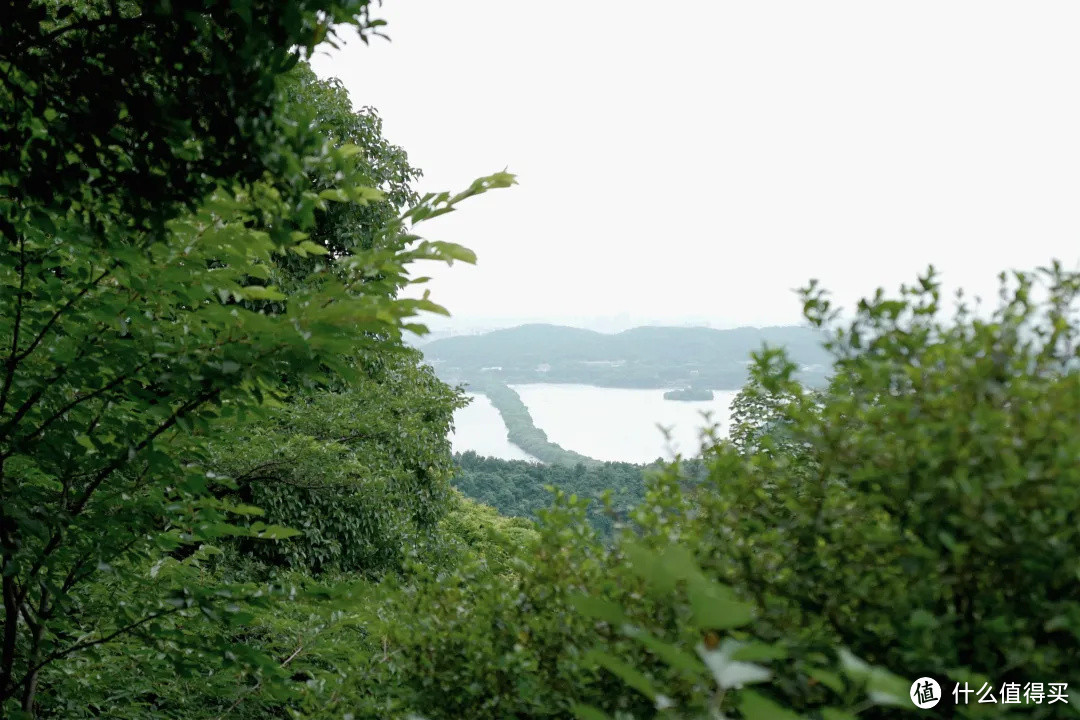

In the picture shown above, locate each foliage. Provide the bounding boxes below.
[273,63,423,289]
[353,265,1080,720]
[1,0,386,230]
[435,490,541,575]
[727,357,818,460]
[453,451,705,536]
[206,347,465,574]
[34,492,537,720]
[672,266,1080,717]
[0,2,513,713]
[379,489,910,720]
[6,1,1079,718]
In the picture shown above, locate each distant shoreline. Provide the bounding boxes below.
[423,322,831,391]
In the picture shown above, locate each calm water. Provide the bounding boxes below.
[512,384,736,463]
[450,384,736,464]
[450,393,538,461]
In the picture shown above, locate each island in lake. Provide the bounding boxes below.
[663,387,714,401]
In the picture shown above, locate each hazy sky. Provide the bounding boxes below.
[311,1,1080,331]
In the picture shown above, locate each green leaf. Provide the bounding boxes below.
[584,649,661,702]
[227,504,264,517]
[239,285,287,301]
[657,544,705,583]
[297,240,329,256]
[623,626,705,675]
[428,241,477,265]
[253,524,303,540]
[738,690,803,720]
[838,650,908,707]
[821,709,858,720]
[569,593,628,625]
[318,188,349,202]
[350,186,384,203]
[686,576,753,630]
[571,705,614,720]
[622,541,676,595]
[808,667,845,694]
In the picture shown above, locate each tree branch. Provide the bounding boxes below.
[71,388,222,516]
[17,360,149,447]
[17,605,183,685]
[13,263,116,366]
[213,640,305,720]
[16,388,222,596]
[0,235,27,418]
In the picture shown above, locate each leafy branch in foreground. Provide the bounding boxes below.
[0,4,515,712]
[0,165,511,712]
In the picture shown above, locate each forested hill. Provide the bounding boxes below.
[423,323,831,389]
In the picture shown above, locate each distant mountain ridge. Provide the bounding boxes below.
[423,323,831,390]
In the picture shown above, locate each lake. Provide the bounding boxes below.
[450,392,538,461]
[451,384,737,464]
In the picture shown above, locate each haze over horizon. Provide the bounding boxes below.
[410,312,800,338]
[313,1,1080,333]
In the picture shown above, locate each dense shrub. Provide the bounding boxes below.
[673,267,1080,717]
[378,488,907,720]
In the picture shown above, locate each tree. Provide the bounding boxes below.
[374,266,1080,720]
[199,61,468,578]
[683,266,1080,718]
[207,346,467,575]
[0,3,512,713]
[1,0,386,231]
[272,63,424,289]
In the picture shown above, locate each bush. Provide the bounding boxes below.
[679,266,1080,717]
[378,489,907,720]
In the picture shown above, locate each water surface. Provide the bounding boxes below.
[511,384,736,463]
[451,392,538,461]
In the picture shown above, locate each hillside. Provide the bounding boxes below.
[423,323,831,389]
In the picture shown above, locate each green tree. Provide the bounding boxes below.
[207,347,466,574]
[681,266,1080,717]
[0,3,511,714]
[452,451,692,536]
[371,266,1080,720]
[272,63,423,289]
[200,61,468,578]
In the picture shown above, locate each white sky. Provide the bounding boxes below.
[312,1,1080,331]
